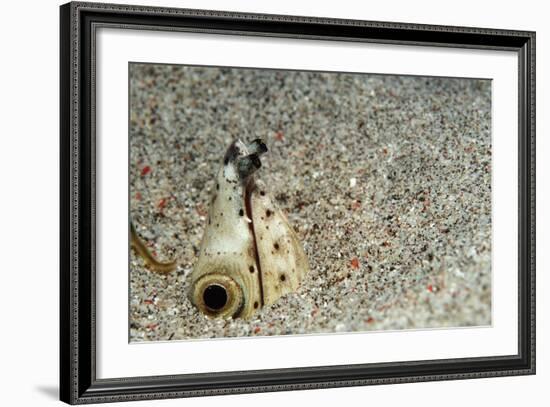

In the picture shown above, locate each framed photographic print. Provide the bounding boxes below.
[60,1,536,404]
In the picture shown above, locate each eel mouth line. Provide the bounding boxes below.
[244,178,265,307]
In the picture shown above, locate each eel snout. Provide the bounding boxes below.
[224,139,268,182]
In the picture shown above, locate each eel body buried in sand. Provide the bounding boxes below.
[130,222,177,274]
[188,139,310,319]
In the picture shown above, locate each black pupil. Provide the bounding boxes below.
[203,285,228,310]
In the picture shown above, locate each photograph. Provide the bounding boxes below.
[128,63,492,342]
[58,2,536,403]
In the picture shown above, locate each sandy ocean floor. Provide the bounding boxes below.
[129,63,492,342]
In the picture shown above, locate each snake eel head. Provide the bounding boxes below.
[189,139,309,319]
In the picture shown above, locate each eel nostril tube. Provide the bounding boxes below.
[203,284,228,311]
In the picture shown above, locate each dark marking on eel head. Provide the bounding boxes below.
[248,139,268,155]
[223,141,241,165]
[236,154,262,180]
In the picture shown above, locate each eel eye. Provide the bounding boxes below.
[203,284,228,311]
[191,273,244,318]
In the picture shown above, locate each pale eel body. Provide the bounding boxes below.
[189,139,309,319]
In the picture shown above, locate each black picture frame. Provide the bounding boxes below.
[60,1,536,404]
